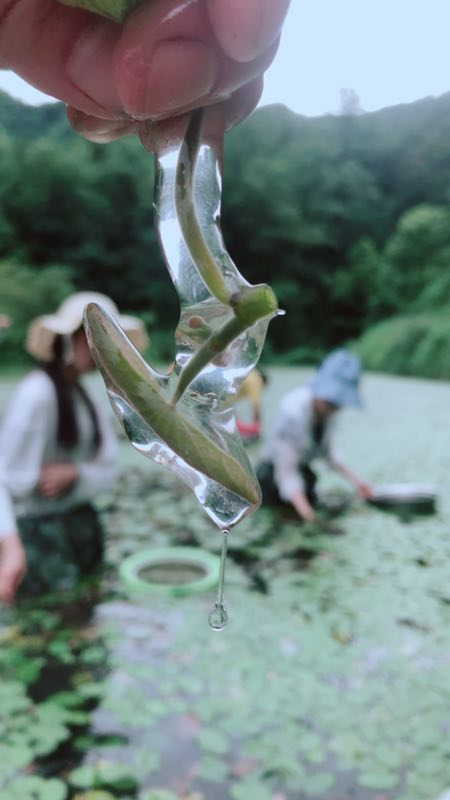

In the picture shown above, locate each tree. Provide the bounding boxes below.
[382,204,450,312]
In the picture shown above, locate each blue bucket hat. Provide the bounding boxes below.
[310,349,362,408]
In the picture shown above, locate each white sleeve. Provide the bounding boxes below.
[71,409,119,501]
[323,418,343,468]
[0,374,54,539]
[271,411,305,501]
[269,389,320,501]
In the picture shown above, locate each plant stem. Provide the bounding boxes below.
[172,112,279,405]
[171,284,278,406]
[175,109,232,306]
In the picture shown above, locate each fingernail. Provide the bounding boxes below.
[67,20,123,112]
[118,39,219,120]
[206,0,290,62]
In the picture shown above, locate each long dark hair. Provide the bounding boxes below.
[42,333,101,451]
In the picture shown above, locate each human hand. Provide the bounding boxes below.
[356,480,373,500]
[0,533,27,604]
[39,463,79,498]
[0,0,291,144]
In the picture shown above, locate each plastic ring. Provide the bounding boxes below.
[119,547,221,597]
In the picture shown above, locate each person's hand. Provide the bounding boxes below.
[290,490,317,524]
[0,0,291,144]
[39,463,79,498]
[355,480,373,500]
[0,533,27,604]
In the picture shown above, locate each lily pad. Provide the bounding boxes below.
[358,769,400,790]
[2,776,67,800]
[230,778,273,800]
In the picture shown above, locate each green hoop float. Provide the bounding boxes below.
[119,547,221,597]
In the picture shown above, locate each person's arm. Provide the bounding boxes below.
[0,0,291,143]
[0,531,27,605]
[289,489,316,523]
[271,407,316,523]
[324,428,372,499]
[0,460,28,605]
[333,461,373,499]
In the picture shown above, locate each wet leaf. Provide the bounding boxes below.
[85,304,260,505]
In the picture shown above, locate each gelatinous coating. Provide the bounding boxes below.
[85,111,277,530]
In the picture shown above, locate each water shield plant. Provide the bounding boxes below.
[58,0,279,623]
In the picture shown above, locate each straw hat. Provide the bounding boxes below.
[27,292,148,362]
[310,349,362,408]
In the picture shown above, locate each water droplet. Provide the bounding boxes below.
[208,528,229,630]
[209,603,228,630]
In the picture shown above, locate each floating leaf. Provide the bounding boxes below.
[303,772,335,795]
[230,777,272,800]
[69,766,97,789]
[2,776,67,800]
[196,728,229,755]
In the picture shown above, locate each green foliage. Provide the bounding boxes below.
[381,204,450,312]
[1,89,450,371]
[355,313,450,379]
[0,91,72,141]
[69,763,137,792]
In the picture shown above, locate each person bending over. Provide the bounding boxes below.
[256,350,372,523]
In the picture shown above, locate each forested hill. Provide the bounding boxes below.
[1,88,450,367]
[0,90,73,140]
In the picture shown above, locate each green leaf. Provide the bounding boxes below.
[358,770,399,790]
[3,776,67,799]
[303,772,335,795]
[230,778,272,800]
[96,762,138,791]
[69,766,97,789]
[85,303,260,506]
[196,728,229,755]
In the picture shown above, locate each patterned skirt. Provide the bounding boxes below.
[17,503,104,597]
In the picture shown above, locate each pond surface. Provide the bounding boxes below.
[1,368,450,800]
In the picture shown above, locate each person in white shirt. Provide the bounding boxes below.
[257,350,372,523]
[0,292,147,603]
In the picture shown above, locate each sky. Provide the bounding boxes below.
[0,0,449,117]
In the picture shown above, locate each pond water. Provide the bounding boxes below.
[1,367,450,800]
